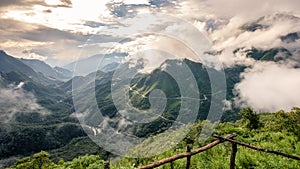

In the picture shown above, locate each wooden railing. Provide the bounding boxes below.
[104,133,300,169]
[138,134,237,169]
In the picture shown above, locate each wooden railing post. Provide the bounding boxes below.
[138,134,237,169]
[104,161,110,169]
[138,133,300,169]
[230,141,238,169]
[186,144,192,169]
[170,161,174,169]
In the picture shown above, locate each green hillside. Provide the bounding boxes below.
[0,71,84,162]
[0,56,297,168]
[7,107,300,169]
[245,48,292,61]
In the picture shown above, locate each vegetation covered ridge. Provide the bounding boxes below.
[7,107,300,169]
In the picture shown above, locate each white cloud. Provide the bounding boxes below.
[45,0,62,6]
[212,14,300,50]
[3,0,114,33]
[175,0,300,21]
[24,51,48,60]
[234,62,300,112]
[0,83,49,124]
[198,13,300,68]
[123,0,150,5]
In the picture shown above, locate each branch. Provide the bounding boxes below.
[138,133,237,169]
[213,134,300,161]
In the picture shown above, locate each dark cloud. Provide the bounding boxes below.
[43,9,52,13]
[119,38,133,44]
[107,3,147,18]
[111,3,131,18]
[149,0,174,7]
[0,0,45,8]
[0,19,35,42]
[0,17,122,44]
[0,18,79,43]
[46,0,72,8]
[0,16,128,65]
[83,20,126,30]
[60,0,72,6]
[86,34,124,43]
[0,0,22,7]
[0,0,72,10]
[84,21,107,28]
[106,0,175,18]
[20,26,83,42]
[0,18,28,30]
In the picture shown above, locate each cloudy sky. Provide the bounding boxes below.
[1,0,300,112]
[0,0,299,65]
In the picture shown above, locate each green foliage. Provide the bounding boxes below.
[12,151,57,169]
[60,155,104,169]
[273,108,300,138]
[50,137,108,162]
[9,109,300,169]
[0,58,244,161]
[0,123,86,159]
[10,152,104,169]
[2,55,300,168]
[0,72,86,160]
[14,157,32,169]
[31,151,56,169]
[239,107,261,130]
[184,121,204,145]
[245,47,291,62]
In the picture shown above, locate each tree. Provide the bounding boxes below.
[239,107,261,130]
[274,107,300,138]
[14,157,32,169]
[12,151,57,169]
[61,155,104,169]
[32,151,55,169]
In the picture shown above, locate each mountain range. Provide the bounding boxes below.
[0,31,295,165]
[20,58,72,80]
[0,50,61,85]
[63,52,127,76]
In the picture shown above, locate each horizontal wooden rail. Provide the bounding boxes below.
[135,133,300,169]
[213,134,300,161]
[137,133,237,169]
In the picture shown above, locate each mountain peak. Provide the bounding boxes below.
[241,13,300,32]
[0,50,7,55]
[0,52,61,85]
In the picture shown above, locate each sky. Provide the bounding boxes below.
[0,0,299,66]
[0,0,300,112]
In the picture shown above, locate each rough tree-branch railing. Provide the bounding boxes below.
[137,133,237,169]
[103,133,300,169]
[212,134,300,161]
[131,133,300,169]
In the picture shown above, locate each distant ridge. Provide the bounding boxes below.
[20,58,72,80]
[64,52,127,76]
[0,50,60,85]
